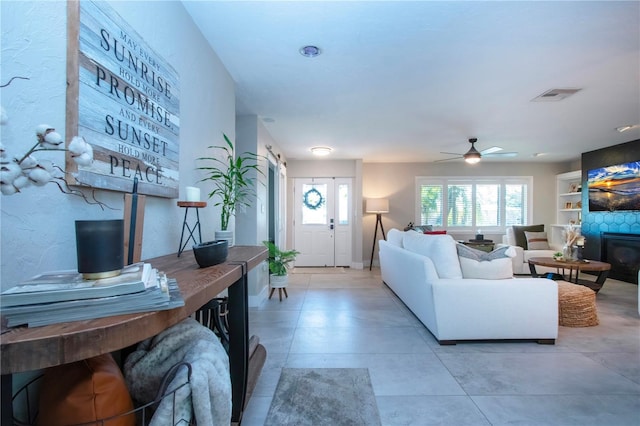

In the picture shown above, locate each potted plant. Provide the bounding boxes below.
[263,240,300,300]
[196,133,262,246]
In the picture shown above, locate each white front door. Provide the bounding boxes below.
[294,178,352,267]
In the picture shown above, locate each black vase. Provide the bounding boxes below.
[75,219,124,279]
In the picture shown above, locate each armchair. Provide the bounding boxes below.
[500,225,561,275]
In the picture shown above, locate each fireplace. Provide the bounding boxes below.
[601,233,640,284]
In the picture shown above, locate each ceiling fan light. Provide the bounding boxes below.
[463,138,481,163]
[464,153,481,164]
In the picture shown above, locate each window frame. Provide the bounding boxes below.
[415,176,533,232]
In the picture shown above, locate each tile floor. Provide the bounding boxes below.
[241,269,640,425]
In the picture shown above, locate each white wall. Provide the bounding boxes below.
[1,1,235,289]
[236,115,287,305]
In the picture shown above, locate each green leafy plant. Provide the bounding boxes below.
[197,133,263,231]
[263,241,300,276]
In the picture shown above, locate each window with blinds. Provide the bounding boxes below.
[416,177,531,230]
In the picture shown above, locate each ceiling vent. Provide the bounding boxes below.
[532,88,582,102]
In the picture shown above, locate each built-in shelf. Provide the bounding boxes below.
[554,170,582,246]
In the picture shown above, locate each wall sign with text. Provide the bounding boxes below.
[66,0,180,198]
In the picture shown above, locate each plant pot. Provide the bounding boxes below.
[215,230,234,247]
[270,274,288,288]
[75,219,124,279]
[193,240,228,268]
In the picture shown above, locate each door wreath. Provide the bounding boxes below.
[303,188,324,210]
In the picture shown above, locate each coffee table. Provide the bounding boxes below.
[528,257,611,293]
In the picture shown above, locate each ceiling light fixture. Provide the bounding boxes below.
[299,45,321,58]
[616,124,640,133]
[463,138,482,164]
[310,146,332,156]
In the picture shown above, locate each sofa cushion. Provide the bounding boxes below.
[524,231,550,250]
[387,228,404,248]
[512,224,545,249]
[456,244,516,279]
[402,231,462,279]
[523,249,558,262]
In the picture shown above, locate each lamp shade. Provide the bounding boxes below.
[366,198,389,213]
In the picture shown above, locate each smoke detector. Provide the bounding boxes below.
[299,45,321,58]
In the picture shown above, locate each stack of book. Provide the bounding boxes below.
[0,262,184,328]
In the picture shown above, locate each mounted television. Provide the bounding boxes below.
[587,161,640,211]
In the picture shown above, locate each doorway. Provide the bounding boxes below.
[267,156,286,250]
[293,177,352,267]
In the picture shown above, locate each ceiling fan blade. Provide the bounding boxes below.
[439,151,464,156]
[483,152,518,157]
[433,155,463,163]
[480,146,503,155]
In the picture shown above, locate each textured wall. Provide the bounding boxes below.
[581,140,640,264]
[1,1,235,289]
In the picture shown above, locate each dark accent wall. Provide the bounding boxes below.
[581,140,640,272]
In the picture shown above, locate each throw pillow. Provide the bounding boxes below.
[458,257,513,279]
[38,353,135,426]
[512,224,544,249]
[524,231,550,250]
[424,230,446,234]
[410,225,433,233]
[457,244,516,261]
[456,244,516,279]
[403,231,463,279]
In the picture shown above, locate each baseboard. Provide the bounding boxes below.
[350,261,364,269]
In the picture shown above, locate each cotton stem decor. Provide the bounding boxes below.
[563,224,581,247]
[0,76,111,209]
[562,224,581,261]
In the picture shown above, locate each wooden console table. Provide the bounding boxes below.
[1,245,267,425]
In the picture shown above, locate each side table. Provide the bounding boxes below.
[462,240,495,253]
[177,201,207,256]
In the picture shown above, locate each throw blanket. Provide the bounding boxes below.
[124,318,231,426]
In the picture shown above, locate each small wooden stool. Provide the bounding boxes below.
[557,281,599,327]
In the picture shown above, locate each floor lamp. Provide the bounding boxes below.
[367,198,389,271]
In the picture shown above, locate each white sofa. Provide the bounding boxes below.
[500,226,560,275]
[379,229,558,345]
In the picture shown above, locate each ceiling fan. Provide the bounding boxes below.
[435,138,518,164]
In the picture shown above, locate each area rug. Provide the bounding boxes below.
[291,267,345,274]
[265,368,381,426]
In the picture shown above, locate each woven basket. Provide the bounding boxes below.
[557,281,599,327]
